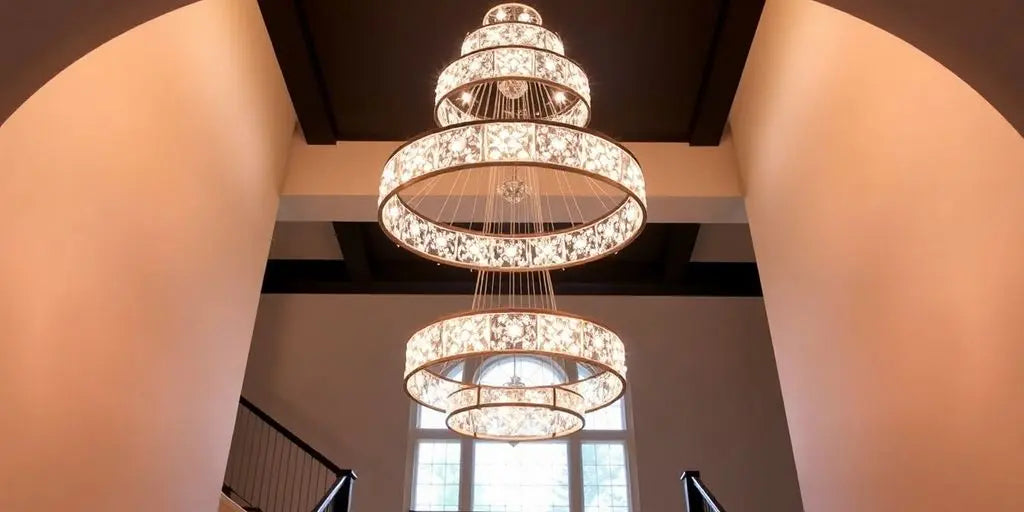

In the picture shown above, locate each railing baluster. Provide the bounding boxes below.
[269,431,280,512]
[304,452,313,510]
[275,433,288,512]
[244,409,260,502]
[290,448,299,512]
[221,398,355,512]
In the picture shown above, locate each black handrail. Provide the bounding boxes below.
[224,396,356,512]
[238,396,344,475]
[314,473,355,512]
[681,470,726,512]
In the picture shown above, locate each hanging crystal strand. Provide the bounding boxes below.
[526,164,546,310]
[487,164,499,310]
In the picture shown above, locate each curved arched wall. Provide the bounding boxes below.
[731,0,1024,510]
[0,0,294,509]
[1,0,1021,133]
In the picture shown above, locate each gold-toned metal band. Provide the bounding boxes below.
[461,22,564,56]
[378,120,648,271]
[433,46,591,127]
[403,309,628,416]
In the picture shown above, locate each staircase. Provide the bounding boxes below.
[681,471,726,512]
[222,397,356,512]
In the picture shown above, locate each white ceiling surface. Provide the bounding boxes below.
[266,221,757,262]
[275,134,748,224]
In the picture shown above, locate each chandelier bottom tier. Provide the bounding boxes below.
[404,300,627,440]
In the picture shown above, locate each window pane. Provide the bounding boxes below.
[581,442,630,512]
[584,398,625,430]
[472,442,569,512]
[418,406,448,429]
[413,441,461,511]
[477,356,566,387]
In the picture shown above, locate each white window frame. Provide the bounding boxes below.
[404,385,641,512]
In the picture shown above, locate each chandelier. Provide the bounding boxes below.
[382,3,645,441]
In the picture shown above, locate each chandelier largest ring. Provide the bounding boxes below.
[378,120,648,271]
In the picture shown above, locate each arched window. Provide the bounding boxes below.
[407,356,635,512]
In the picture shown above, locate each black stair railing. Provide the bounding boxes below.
[222,396,356,512]
[681,470,726,512]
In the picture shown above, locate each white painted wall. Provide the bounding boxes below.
[242,295,803,512]
[731,0,1024,510]
[0,0,294,510]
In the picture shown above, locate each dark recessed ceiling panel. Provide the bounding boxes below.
[263,222,762,297]
[258,0,764,144]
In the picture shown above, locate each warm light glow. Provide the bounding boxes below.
[461,20,565,56]
[484,4,541,26]
[434,46,592,128]
[404,310,627,440]
[383,3,638,441]
[378,121,647,271]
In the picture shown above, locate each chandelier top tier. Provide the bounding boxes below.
[378,3,648,272]
[436,3,588,128]
[483,3,543,26]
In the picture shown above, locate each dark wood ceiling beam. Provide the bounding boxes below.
[331,222,372,283]
[663,224,702,282]
[687,0,766,146]
[257,0,336,144]
[261,259,762,297]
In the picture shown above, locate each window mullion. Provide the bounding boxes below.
[459,358,481,512]
[569,439,583,512]
[459,437,474,511]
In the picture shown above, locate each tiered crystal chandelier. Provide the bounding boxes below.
[380,3,647,441]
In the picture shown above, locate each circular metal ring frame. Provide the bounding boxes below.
[446,388,586,441]
[483,3,543,26]
[378,120,648,272]
[434,46,592,128]
[403,308,627,439]
[461,22,565,56]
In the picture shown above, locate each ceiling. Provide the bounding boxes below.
[263,221,760,296]
[258,0,765,144]
[4,1,1022,136]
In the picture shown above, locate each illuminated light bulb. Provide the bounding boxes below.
[553,91,567,104]
[460,91,473,105]
[495,9,507,20]
[518,12,531,22]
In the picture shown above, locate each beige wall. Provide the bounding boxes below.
[0,0,294,510]
[220,495,246,512]
[277,135,748,224]
[243,294,803,512]
[731,0,1024,510]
